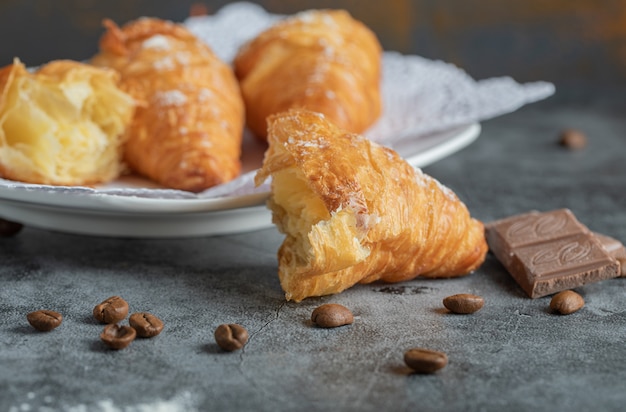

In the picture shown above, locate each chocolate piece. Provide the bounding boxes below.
[486,209,620,298]
[594,232,626,277]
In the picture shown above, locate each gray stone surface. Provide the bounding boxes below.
[2,103,626,411]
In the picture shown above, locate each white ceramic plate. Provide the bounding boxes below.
[0,123,480,238]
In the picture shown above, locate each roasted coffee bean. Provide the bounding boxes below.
[100,324,136,350]
[311,303,354,328]
[550,290,585,315]
[558,129,587,150]
[443,293,485,314]
[0,218,23,237]
[214,324,248,352]
[129,312,164,338]
[404,348,448,374]
[26,310,63,331]
[93,296,129,324]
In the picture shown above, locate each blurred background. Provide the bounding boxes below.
[0,0,624,104]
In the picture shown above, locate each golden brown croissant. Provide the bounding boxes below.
[234,9,382,140]
[255,110,488,301]
[0,58,135,186]
[92,18,245,192]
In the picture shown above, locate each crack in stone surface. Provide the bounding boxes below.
[374,285,435,295]
[234,300,287,404]
[238,300,286,363]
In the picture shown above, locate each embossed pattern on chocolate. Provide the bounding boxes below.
[594,232,626,277]
[486,209,620,298]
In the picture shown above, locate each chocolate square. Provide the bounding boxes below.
[486,209,621,298]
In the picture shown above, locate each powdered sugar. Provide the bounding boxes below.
[141,35,171,51]
[293,9,339,28]
[414,167,456,202]
[152,52,191,70]
[198,88,213,101]
[287,136,328,150]
[154,90,187,106]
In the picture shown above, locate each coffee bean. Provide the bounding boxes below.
[214,324,248,351]
[550,290,584,315]
[558,129,587,150]
[26,310,63,331]
[93,296,129,324]
[443,293,485,314]
[129,312,164,338]
[0,218,23,237]
[311,303,354,328]
[404,348,448,374]
[100,324,136,350]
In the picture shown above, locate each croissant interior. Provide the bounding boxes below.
[0,59,135,186]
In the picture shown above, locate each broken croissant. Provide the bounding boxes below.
[234,9,382,140]
[92,18,245,192]
[255,110,488,302]
[0,58,135,186]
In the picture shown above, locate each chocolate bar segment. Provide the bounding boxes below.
[486,209,620,298]
[594,232,626,277]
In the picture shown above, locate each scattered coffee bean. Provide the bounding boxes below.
[26,310,63,331]
[558,129,587,150]
[443,293,485,314]
[129,312,164,338]
[214,324,248,352]
[100,324,136,350]
[93,296,129,324]
[311,303,354,328]
[550,290,585,315]
[0,218,23,237]
[404,348,448,374]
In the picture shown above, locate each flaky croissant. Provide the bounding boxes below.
[0,58,135,186]
[255,110,488,301]
[234,9,382,140]
[92,18,245,192]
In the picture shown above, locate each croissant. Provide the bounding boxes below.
[92,18,245,192]
[255,110,488,301]
[0,58,135,186]
[234,9,382,140]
